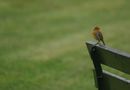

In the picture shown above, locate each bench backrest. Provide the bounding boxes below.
[86,41,130,90]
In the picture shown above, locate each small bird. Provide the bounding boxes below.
[92,26,105,45]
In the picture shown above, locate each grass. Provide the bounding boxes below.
[0,0,130,90]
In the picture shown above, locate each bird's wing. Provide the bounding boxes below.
[96,32,104,40]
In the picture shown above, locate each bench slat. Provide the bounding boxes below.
[86,41,130,75]
[101,70,130,90]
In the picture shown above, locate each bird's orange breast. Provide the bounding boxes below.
[92,30,101,40]
[92,30,97,39]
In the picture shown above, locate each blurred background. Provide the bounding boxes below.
[0,0,130,90]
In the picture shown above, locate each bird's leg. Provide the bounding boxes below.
[94,41,99,46]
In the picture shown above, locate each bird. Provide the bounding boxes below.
[92,26,105,45]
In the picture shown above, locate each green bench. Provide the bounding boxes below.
[86,41,130,90]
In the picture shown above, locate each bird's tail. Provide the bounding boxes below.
[102,40,105,45]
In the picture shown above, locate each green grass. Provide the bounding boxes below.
[0,0,130,90]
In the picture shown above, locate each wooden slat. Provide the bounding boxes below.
[86,41,130,75]
[100,70,130,90]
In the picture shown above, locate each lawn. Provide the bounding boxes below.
[0,0,130,90]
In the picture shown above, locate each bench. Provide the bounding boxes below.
[86,41,130,90]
